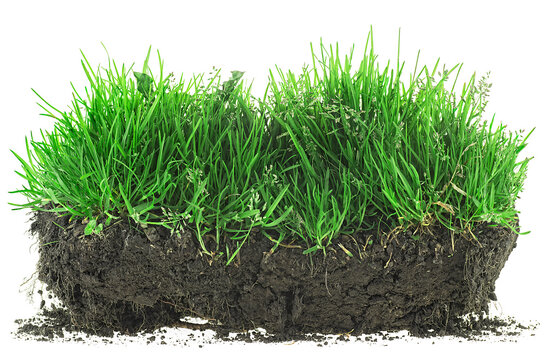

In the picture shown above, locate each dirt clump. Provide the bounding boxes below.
[29,210,518,337]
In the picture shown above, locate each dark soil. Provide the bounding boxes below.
[13,305,537,344]
[27,209,519,338]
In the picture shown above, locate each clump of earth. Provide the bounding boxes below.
[12,210,537,343]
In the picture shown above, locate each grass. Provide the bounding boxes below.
[10,32,533,263]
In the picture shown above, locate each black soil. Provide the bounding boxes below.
[28,210,519,338]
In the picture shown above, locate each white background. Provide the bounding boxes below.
[1,0,543,358]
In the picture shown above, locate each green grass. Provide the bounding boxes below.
[10,33,533,263]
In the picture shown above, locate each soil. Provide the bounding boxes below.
[14,306,537,344]
[27,209,519,338]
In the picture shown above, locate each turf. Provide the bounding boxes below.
[10,32,533,263]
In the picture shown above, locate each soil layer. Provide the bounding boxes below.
[31,210,518,336]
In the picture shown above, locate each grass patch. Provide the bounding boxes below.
[10,32,533,262]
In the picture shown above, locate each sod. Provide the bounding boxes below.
[11,32,533,337]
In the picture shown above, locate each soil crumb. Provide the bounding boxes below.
[13,304,539,345]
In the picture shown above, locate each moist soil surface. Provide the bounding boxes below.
[28,210,519,338]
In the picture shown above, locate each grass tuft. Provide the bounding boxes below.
[10,33,533,261]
